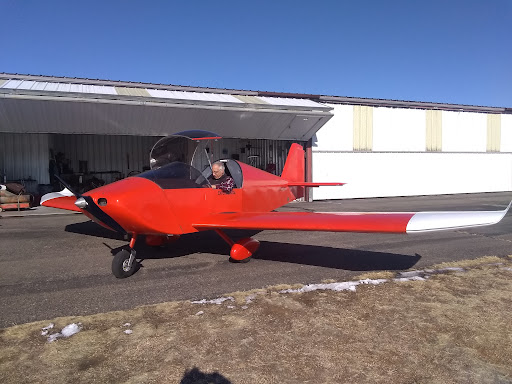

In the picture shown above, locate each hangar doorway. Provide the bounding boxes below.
[50,134,302,193]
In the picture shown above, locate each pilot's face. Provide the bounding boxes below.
[212,165,224,179]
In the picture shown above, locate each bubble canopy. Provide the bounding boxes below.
[149,130,221,170]
[138,130,221,190]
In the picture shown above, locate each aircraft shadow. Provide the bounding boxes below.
[254,242,421,271]
[65,220,126,240]
[65,220,421,271]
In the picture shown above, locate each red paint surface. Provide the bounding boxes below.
[195,212,415,233]
[41,196,81,212]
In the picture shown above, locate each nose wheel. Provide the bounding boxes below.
[112,235,139,278]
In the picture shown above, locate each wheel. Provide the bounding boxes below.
[229,255,252,263]
[112,249,138,278]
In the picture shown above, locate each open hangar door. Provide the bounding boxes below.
[0,74,332,201]
[47,134,304,194]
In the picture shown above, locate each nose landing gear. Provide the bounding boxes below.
[112,235,139,278]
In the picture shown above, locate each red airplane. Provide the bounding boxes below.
[41,130,511,278]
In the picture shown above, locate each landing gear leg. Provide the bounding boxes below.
[214,229,260,263]
[112,234,139,278]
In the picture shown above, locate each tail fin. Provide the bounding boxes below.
[281,143,306,199]
[281,143,305,183]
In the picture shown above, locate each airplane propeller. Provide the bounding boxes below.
[54,174,127,235]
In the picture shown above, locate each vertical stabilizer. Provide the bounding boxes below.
[281,143,305,199]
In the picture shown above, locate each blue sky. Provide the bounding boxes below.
[1,0,510,107]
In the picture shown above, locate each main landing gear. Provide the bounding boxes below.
[112,231,258,278]
[214,229,260,263]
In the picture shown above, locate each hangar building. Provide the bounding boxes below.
[1,73,511,202]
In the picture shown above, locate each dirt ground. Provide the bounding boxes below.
[1,256,511,384]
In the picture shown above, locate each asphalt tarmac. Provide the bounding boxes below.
[1,192,511,328]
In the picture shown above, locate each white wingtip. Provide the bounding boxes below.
[406,200,511,233]
[40,188,75,205]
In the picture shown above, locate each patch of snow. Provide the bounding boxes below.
[281,280,367,294]
[398,270,425,278]
[124,330,133,335]
[195,311,204,316]
[245,294,258,304]
[61,323,82,338]
[42,323,54,331]
[394,276,426,282]
[45,323,82,343]
[227,306,235,309]
[359,278,388,285]
[438,267,465,273]
[501,267,512,271]
[241,306,248,310]
[191,296,234,305]
[123,323,131,327]
[41,330,49,336]
[47,333,61,343]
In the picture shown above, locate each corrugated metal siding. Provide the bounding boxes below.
[188,138,302,177]
[426,110,442,151]
[0,133,299,191]
[1,80,117,95]
[115,87,151,97]
[146,89,243,103]
[258,96,324,108]
[0,79,331,110]
[0,133,50,190]
[0,97,330,140]
[353,106,373,151]
[50,134,158,184]
[487,114,501,152]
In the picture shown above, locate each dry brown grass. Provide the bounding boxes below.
[1,257,512,384]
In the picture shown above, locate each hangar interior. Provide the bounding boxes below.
[0,132,300,195]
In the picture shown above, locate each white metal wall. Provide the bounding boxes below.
[501,114,512,152]
[442,111,487,152]
[312,105,353,151]
[313,152,512,199]
[312,104,512,200]
[372,108,426,151]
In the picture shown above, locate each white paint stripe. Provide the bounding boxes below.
[406,201,511,233]
[40,188,75,205]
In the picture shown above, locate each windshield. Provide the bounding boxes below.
[149,130,221,171]
[137,162,210,189]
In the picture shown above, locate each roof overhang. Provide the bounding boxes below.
[0,76,333,141]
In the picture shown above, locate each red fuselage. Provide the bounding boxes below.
[81,161,298,236]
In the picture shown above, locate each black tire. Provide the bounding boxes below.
[229,256,252,263]
[112,249,138,278]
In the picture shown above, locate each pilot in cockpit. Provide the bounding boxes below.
[208,161,234,193]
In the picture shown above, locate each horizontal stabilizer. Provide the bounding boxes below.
[40,188,82,212]
[287,182,345,187]
[194,201,511,234]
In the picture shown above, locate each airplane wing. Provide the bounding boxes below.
[193,201,511,234]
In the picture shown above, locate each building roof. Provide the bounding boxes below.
[0,73,333,140]
[1,72,509,114]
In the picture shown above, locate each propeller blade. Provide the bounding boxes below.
[54,174,80,197]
